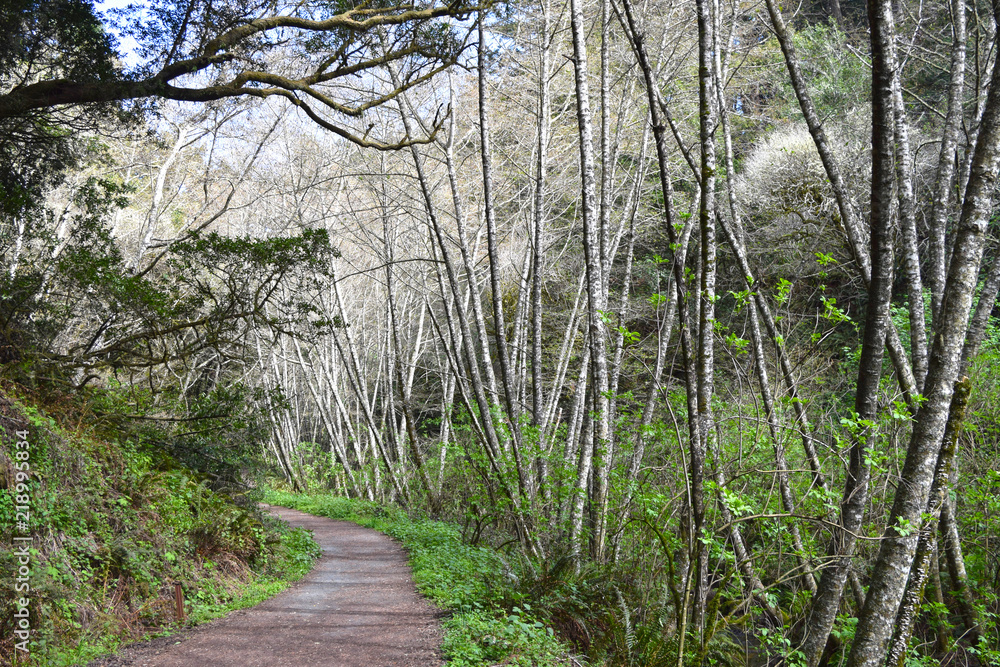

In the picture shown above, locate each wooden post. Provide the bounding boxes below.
[174,582,185,623]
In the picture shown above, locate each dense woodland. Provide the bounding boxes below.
[2,0,1000,663]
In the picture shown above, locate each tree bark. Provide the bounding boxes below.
[530,0,553,431]
[928,0,967,326]
[694,0,718,634]
[800,0,899,660]
[846,7,1000,660]
[884,379,971,667]
[763,0,920,412]
[395,80,542,556]
[478,15,533,503]
[567,0,612,561]
[891,75,928,389]
[617,0,706,634]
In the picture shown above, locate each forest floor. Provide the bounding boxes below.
[86,506,444,667]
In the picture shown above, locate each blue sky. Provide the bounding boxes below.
[95,0,142,66]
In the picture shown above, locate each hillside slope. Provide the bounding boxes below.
[0,385,319,666]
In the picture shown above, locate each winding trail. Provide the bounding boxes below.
[111,506,444,666]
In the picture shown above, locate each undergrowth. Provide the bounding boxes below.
[0,388,321,666]
[263,490,578,666]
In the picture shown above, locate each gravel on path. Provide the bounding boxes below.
[87,505,444,667]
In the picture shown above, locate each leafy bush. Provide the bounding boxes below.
[0,389,320,665]
[264,490,575,666]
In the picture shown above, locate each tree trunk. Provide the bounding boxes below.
[618,0,706,634]
[567,0,612,561]
[763,0,920,412]
[530,0,553,432]
[884,379,971,667]
[846,6,1000,660]
[800,0,899,659]
[891,75,928,389]
[928,0,967,326]
[478,15,533,503]
[694,0,718,634]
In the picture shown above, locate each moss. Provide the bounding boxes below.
[0,388,320,666]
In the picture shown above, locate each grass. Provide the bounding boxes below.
[178,520,321,624]
[263,490,577,666]
[0,389,322,667]
[46,520,320,667]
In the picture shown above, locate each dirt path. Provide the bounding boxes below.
[96,506,444,667]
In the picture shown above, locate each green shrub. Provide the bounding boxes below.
[0,390,321,665]
[264,490,573,666]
